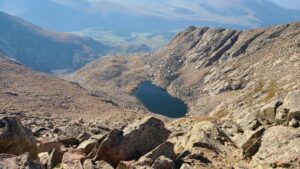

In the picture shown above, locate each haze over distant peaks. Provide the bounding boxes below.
[0,11,111,73]
[1,0,300,32]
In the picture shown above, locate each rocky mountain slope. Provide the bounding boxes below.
[0,11,111,73]
[0,22,299,169]
[69,22,300,115]
[0,55,145,129]
[61,22,300,168]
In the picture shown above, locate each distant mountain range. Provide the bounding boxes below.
[72,27,174,51]
[0,11,111,73]
[0,0,300,73]
[1,0,300,32]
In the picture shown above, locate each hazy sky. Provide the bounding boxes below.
[271,0,300,9]
[0,0,299,32]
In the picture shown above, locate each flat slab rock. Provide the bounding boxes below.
[252,126,300,168]
[91,116,171,167]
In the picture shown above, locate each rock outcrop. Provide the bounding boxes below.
[0,153,42,169]
[1,22,300,168]
[89,117,171,167]
[0,116,37,159]
[282,90,300,122]
[252,126,300,168]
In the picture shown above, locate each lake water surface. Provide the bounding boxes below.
[134,81,187,118]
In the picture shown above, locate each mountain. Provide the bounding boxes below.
[0,54,145,128]
[72,27,174,51]
[2,0,300,55]
[69,22,300,114]
[67,22,300,168]
[0,11,111,73]
[1,0,300,32]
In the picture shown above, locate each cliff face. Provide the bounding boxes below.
[151,22,300,113]
[1,22,300,168]
[64,22,300,168]
[71,22,300,115]
[0,11,111,73]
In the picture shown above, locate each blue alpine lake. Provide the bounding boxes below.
[134,81,187,118]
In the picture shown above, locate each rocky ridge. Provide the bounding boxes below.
[0,22,299,168]
[64,22,300,168]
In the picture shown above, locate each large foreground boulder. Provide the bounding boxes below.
[251,126,300,168]
[171,121,238,168]
[90,117,171,167]
[0,116,38,159]
[282,90,300,121]
[0,153,42,169]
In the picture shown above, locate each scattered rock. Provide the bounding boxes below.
[96,160,114,169]
[0,154,19,169]
[47,148,64,169]
[179,163,192,169]
[79,131,92,142]
[282,90,300,121]
[83,159,98,169]
[257,99,282,124]
[77,138,98,155]
[241,127,265,159]
[38,152,49,168]
[252,126,300,168]
[275,106,288,125]
[37,139,61,153]
[151,155,175,169]
[137,142,176,166]
[61,152,84,169]
[58,135,80,147]
[0,153,42,169]
[289,118,299,128]
[174,121,232,154]
[91,117,171,167]
[0,116,38,159]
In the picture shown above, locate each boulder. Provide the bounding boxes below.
[289,118,299,128]
[151,156,175,169]
[38,152,49,168]
[57,125,88,147]
[61,152,84,169]
[0,154,19,169]
[0,116,37,159]
[174,121,232,154]
[241,127,265,158]
[0,153,42,169]
[95,160,114,169]
[79,131,92,142]
[137,142,176,166]
[282,90,300,121]
[91,117,171,167]
[179,163,193,169]
[37,138,61,153]
[47,148,64,169]
[58,135,80,147]
[83,159,99,169]
[181,151,212,165]
[171,121,237,168]
[252,126,300,168]
[275,106,288,125]
[77,138,98,155]
[257,99,282,124]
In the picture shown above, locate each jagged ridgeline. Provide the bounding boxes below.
[0,21,299,168]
